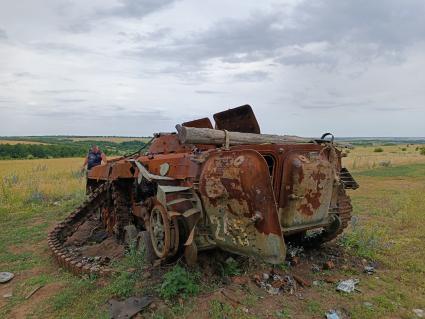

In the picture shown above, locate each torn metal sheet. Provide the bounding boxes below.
[336,278,359,293]
[0,272,14,284]
[108,296,153,319]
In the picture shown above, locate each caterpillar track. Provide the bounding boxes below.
[47,182,124,276]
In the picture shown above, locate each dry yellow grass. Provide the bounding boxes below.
[70,137,150,143]
[0,158,85,213]
[342,144,425,171]
[0,140,48,145]
[1,149,425,318]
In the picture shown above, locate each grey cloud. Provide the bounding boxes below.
[299,100,374,110]
[98,0,179,19]
[195,90,225,95]
[301,0,425,49]
[277,51,337,68]
[133,12,283,64]
[14,72,38,78]
[33,89,90,95]
[118,28,172,43]
[0,28,6,39]
[63,20,93,34]
[31,109,88,119]
[373,106,414,111]
[31,42,91,55]
[233,70,270,82]
[133,0,425,70]
[55,98,86,103]
[0,97,13,103]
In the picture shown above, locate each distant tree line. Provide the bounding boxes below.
[0,140,146,159]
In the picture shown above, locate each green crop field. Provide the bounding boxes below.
[0,136,150,160]
[0,144,424,318]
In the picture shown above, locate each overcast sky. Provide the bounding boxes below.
[0,0,424,137]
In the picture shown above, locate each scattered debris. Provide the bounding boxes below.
[290,256,300,266]
[0,272,14,284]
[311,264,321,273]
[325,309,341,319]
[323,260,335,270]
[287,245,303,266]
[25,285,43,299]
[292,273,311,287]
[253,270,297,295]
[364,265,375,275]
[413,309,424,318]
[336,279,359,293]
[287,245,304,258]
[108,296,153,319]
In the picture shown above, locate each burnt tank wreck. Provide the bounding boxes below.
[48,105,358,275]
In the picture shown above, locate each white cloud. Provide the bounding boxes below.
[0,0,424,136]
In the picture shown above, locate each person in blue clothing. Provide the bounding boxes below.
[82,144,106,170]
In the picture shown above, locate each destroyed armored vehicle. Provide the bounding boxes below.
[48,105,358,273]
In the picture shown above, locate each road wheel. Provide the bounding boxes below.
[149,204,171,259]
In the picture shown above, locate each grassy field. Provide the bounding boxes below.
[343,144,425,170]
[69,137,150,143]
[0,136,149,160]
[0,146,424,318]
[0,141,48,145]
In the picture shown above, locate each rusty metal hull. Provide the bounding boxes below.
[199,149,286,264]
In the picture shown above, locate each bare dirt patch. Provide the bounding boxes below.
[80,237,124,259]
[7,282,64,319]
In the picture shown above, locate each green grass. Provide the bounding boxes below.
[51,278,97,312]
[1,154,425,318]
[305,300,323,315]
[275,308,292,318]
[158,265,200,300]
[338,224,388,259]
[222,258,242,277]
[356,162,425,177]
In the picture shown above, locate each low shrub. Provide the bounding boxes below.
[339,222,386,259]
[374,147,384,153]
[158,265,200,300]
[222,257,242,277]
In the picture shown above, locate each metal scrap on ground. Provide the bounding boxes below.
[108,296,153,319]
[0,272,14,284]
[336,279,360,293]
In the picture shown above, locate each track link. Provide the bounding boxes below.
[47,182,114,276]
